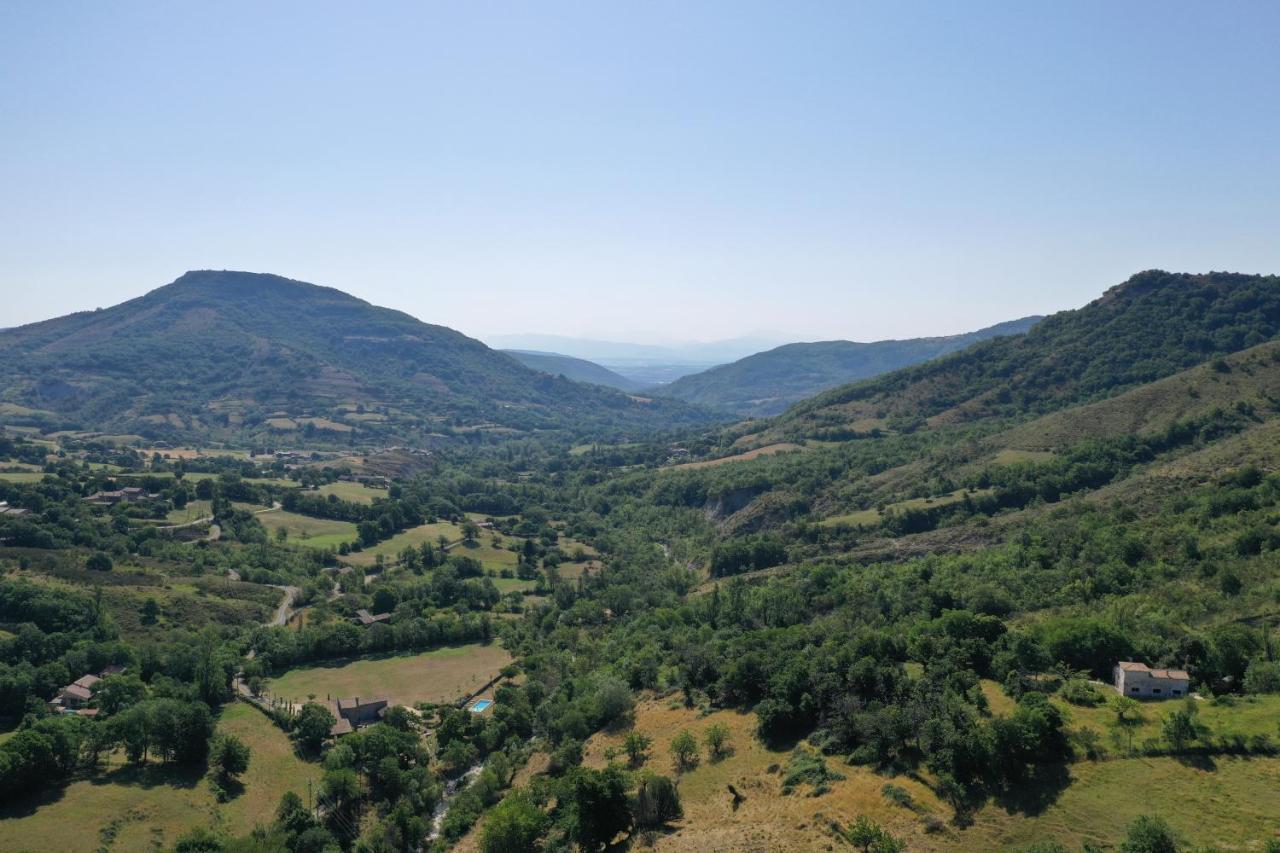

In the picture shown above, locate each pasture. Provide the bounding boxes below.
[343,521,465,566]
[0,703,313,853]
[314,480,389,505]
[666,442,806,471]
[264,643,512,708]
[0,471,45,483]
[820,487,994,528]
[253,508,357,549]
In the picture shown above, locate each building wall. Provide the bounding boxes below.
[1114,667,1188,698]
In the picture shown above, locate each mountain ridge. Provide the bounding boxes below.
[0,270,719,442]
[657,315,1042,416]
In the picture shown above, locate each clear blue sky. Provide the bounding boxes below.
[3,2,1278,343]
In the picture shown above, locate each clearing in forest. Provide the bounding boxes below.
[264,643,512,708]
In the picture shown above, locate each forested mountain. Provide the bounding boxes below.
[0,271,718,443]
[756,270,1280,442]
[658,316,1041,416]
[501,350,644,392]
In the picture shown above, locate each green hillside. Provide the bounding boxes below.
[763,270,1280,442]
[0,271,718,443]
[658,315,1040,417]
[501,350,644,392]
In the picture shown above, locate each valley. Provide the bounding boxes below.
[3,269,1280,852]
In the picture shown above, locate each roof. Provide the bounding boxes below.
[1118,661,1190,680]
[62,684,93,700]
[354,609,391,625]
[73,674,102,689]
[336,696,389,712]
[329,717,354,736]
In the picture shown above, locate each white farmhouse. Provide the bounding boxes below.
[1114,661,1190,699]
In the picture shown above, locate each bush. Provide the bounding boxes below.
[1243,659,1280,694]
[1060,678,1104,706]
[633,772,682,828]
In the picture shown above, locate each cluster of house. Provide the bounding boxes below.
[351,608,391,626]
[329,696,388,737]
[0,500,29,518]
[50,664,126,715]
[84,486,157,505]
[1113,661,1190,699]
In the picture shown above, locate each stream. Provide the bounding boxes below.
[427,763,485,841]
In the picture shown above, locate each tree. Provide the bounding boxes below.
[623,731,652,766]
[462,521,481,543]
[209,734,251,787]
[1120,815,1180,852]
[295,702,336,752]
[669,729,699,771]
[1161,699,1205,751]
[563,766,631,851]
[480,791,550,853]
[633,772,682,828]
[704,722,731,759]
[140,597,160,625]
[86,552,113,572]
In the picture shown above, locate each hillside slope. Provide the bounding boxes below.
[501,350,644,392]
[659,316,1041,417]
[759,270,1280,442]
[0,270,717,442]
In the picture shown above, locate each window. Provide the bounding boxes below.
[1152,688,1161,694]
[1172,689,1182,696]
[1130,687,1139,693]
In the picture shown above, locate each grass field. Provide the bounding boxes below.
[821,488,994,528]
[666,443,806,471]
[578,696,1280,852]
[991,448,1056,465]
[0,471,45,483]
[214,702,317,830]
[343,521,465,566]
[0,703,314,853]
[253,509,357,549]
[264,643,512,707]
[314,480,388,505]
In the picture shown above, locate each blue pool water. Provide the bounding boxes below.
[469,699,492,713]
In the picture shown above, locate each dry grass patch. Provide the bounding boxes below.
[667,443,806,471]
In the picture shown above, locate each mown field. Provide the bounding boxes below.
[0,702,313,853]
[252,508,357,549]
[264,642,512,707]
[313,480,388,505]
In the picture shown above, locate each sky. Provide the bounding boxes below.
[3,2,1279,345]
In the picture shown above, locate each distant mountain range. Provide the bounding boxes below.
[501,350,645,393]
[484,333,785,368]
[0,271,719,443]
[657,316,1042,417]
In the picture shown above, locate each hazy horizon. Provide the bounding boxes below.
[4,3,1279,340]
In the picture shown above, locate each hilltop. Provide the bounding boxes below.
[0,270,718,443]
[658,316,1041,417]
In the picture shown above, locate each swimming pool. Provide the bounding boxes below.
[469,699,492,713]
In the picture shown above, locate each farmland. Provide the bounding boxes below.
[313,480,389,505]
[252,508,357,549]
[263,643,512,707]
